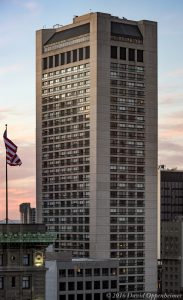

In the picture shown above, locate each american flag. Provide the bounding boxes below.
[3,129,22,166]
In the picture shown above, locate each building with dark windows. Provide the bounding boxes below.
[19,203,37,224]
[161,218,183,294]
[36,12,157,293]
[160,166,183,222]
[46,252,119,300]
[0,224,55,300]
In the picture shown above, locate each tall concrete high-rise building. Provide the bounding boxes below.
[36,12,157,292]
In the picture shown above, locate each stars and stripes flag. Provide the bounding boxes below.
[3,129,22,166]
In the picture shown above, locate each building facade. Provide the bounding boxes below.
[36,12,157,292]
[46,252,119,300]
[160,167,183,222]
[161,219,183,294]
[19,203,36,224]
[0,224,54,300]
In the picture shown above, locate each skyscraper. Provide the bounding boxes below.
[19,203,36,224]
[36,12,157,292]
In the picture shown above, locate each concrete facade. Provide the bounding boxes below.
[36,12,158,292]
[45,252,119,300]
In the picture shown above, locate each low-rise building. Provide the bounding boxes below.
[0,224,55,300]
[46,252,119,300]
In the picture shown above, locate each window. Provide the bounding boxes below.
[73,49,77,62]
[23,254,30,266]
[59,269,66,277]
[77,295,83,300]
[68,295,75,300]
[43,57,47,70]
[120,47,126,60]
[67,51,71,64]
[85,46,90,59]
[68,282,75,290]
[111,280,117,289]
[86,295,92,300]
[0,254,3,266]
[94,294,100,300]
[77,281,83,290]
[94,281,100,289]
[59,282,66,291]
[79,48,83,60]
[55,54,59,67]
[129,49,135,61]
[12,277,16,287]
[85,281,92,290]
[137,50,143,62]
[49,56,53,68]
[85,269,92,276]
[102,280,109,289]
[94,268,100,276]
[111,46,117,59]
[68,269,75,277]
[22,276,30,289]
[0,277,4,289]
[61,53,65,65]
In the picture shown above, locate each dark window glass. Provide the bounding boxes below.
[0,254,3,266]
[77,295,83,300]
[129,49,135,61]
[59,269,66,277]
[23,254,30,266]
[102,268,109,276]
[94,268,100,276]
[111,280,117,288]
[73,49,77,62]
[68,282,75,290]
[120,47,126,60]
[85,269,92,276]
[43,58,47,70]
[94,294,100,300]
[79,48,83,60]
[77,281,83,290]
[68,295,75,300]
[85,46,90,59]
[59,282,66,291]
[12,277,16,288]
[60,296,66,300]
[102,280,109,289]
[55,54,59,67]
[94,281,100,289]
[68,269,74,277]
[111,46,117,59]
[49,56,53,68]
[0,277,3,289]
[137,50,143,62]
[86,295,92,300]
[61,53,65,65]
[67,51,71,64]
[86,281,92,290]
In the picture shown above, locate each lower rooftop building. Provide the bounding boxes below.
[0,224,55,300]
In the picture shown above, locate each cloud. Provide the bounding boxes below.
[14,0,40,14]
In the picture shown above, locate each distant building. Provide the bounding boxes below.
[19,203,36,224]
[161,218,183,294]
[46,252,119,300]
[159,166,183,222]
[0,223,55,300]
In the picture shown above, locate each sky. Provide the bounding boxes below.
[0,0,183,219]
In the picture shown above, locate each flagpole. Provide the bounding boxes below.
[5,124,8,224]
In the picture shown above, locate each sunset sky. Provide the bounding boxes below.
[0,0,183,219]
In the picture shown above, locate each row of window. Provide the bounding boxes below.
[111,72,144,80]
[111,97,144,106]
[42,87,90,96]
[59,292,116,300]
[42,97,89,108]
[0,253,30,266]
[0,276,30,289]
[59,280,117,291]
[111,63,144,72]
[111,88,145,97]
[42,63,90,79]
[42,73,90,86]
[43,47,90,70]
[111,80,144,88]
[59,268,117,277]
